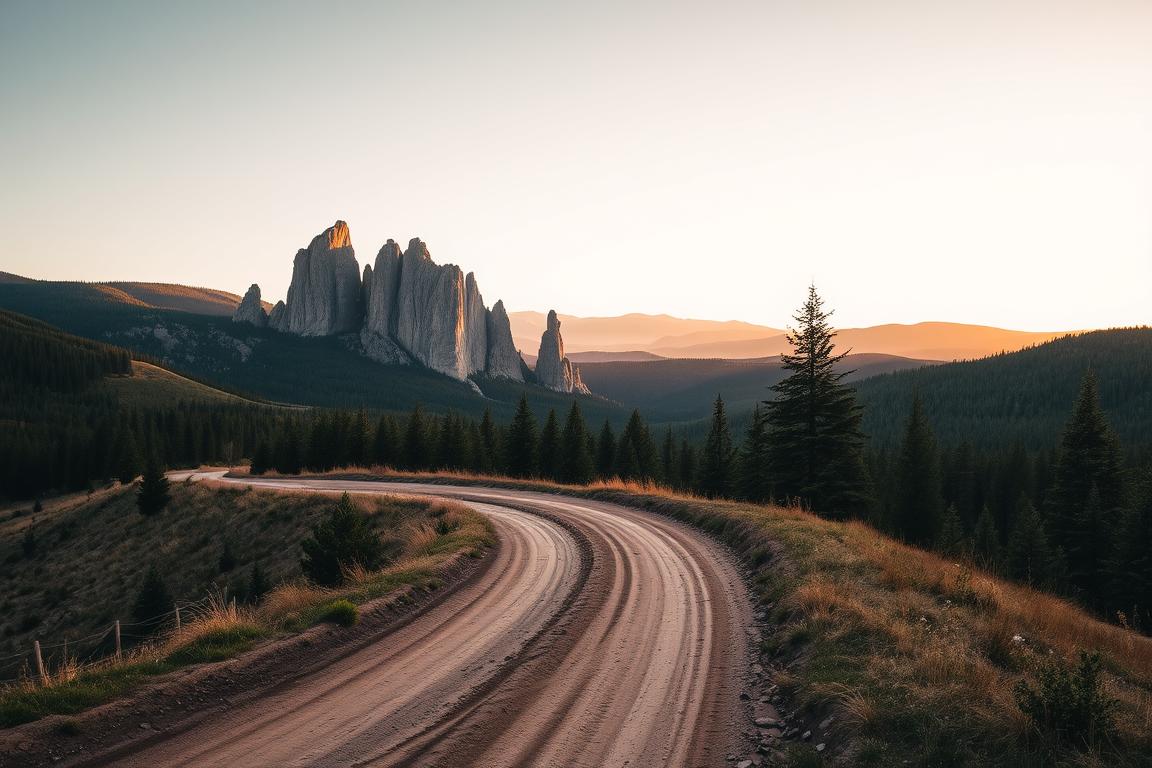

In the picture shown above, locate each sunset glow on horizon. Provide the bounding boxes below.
[1,0,1149,331]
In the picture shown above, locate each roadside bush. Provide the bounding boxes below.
[1014,650,1119,749]
[300,493,386,587]
[321,599,359,627]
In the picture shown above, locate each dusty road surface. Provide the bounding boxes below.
[109,476,751,768]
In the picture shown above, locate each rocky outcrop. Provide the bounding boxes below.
[485,300,523,379]
[270,221,362,336]
[250,220,535,386]
[535,310,590,394]
[361,237,522,382]
[232,284,267,327]
[267,301,286,329]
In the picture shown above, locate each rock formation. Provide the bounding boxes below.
[269,221,363,336]
[245,219,539,386]
[485,300,524,380]
[361,238,523,382]
[232,284,267,327]
[535,310,590,394]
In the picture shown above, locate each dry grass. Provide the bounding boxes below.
[297,468,1152,767]
[0,483,493,727]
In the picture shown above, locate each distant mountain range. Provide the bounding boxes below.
[509,311,1071,362]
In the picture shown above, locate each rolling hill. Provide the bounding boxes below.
[509,310,1070,362]
[580,352,935,423]
[0,273,269,316]
[0,283,625,424]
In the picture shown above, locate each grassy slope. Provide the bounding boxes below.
[309,469,1152,767]
[0,483,494,725]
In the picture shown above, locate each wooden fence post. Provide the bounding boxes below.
[34,640,46,685]
[114,620,122,661]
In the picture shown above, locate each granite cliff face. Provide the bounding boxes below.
[535,310,589,394]
[361,238,523,381]
[231,284,267,327]
[239,220,529,384]
[268,221,363,336]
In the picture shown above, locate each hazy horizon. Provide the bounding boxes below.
[2,1,1150,332]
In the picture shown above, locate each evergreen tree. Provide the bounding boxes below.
[1006,497,1060,588]
[660,429,679,489]
[133,563,174,632]
[478,408,501,474]
[972,504,1000,568]
[113,425,141,485]
[736,405,772,502]
[300,493,386,587]
[597,420,617,479]
[137,458,171,516]
[697,395,734,498]
[678,440,697,492]
[617,410,658,481]
[559,402,594,485]
[1047,373,1124,603]
[894,395,944,545]
[437,412,466,471]
[248,561,269,605]
[250,439,270,476]
[936,504,967,559]
[402,405,432,470]
[764,285,870,517]
[506,396,538,478]
[372,414,398,467]
[1109,471,1152,630]
[275,421,303,475]
[538,409,561,481]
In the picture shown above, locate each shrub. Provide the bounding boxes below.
[300,493,386,587]
[321,599,359,627]
[136,460,170,516]
[218,540,236,573]
[1013,650,1119,749]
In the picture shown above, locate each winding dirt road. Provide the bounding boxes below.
[112,477,752,767]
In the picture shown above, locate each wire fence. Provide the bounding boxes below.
[0,593,227,685]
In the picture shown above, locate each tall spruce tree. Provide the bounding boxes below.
[660,429,680,489]
[506,395,538,478]
[559,402,594,485]
[697,395,734,498]
[617,410,658,481]
[678,440,697,491]
[894,395,943,545]
[736,405,772,502]
[479,408,501,474]
[1047,373,1124,603]
[372,414,398,467]
[403,405,431,470]
[597,420,617,479]
[764,285,870,517]
[1109,470,1152,630]
[1005,497,1060,588]
[538,409,561,481]
[972,504,1000,568]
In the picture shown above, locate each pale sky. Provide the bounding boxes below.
[1,0,1149,331]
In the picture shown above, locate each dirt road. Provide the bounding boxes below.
[112,477,752,767]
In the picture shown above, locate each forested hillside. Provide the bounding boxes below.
[0,284,623,423]
[855,328,1152,449]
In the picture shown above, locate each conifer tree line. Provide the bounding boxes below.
[5,292,1149,633]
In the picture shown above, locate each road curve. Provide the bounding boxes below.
[113,477,751,768]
